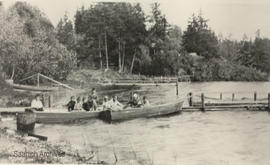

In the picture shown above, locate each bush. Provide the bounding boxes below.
[193,58,267,81]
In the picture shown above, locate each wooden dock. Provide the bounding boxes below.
[182,92,270,112]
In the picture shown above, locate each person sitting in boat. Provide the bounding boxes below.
[82,96,90,111]
[67,96,76,112]
[74,96,83,110]
[91,96,98,111]
[31,94,44,111]
[91,88,98,100]
[126,92,142,108]
[108,95,123,111]
[142,96,150,106]
[102,96,110,110]
[132,93,142,107]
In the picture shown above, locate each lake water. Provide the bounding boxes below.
[34,82,270,164]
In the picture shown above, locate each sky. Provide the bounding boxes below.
[2,0,270,40]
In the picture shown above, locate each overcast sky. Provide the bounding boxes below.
[2,0,270,40]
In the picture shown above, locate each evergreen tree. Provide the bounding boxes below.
[182,13,219,59]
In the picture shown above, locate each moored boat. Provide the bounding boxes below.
[10,83,58,92]
[99,101,184,122]
[35,111,100,124]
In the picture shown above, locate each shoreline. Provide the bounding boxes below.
[0,126,106,164]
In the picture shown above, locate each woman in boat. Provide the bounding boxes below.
[74,96,83,110]
[102,96,110,110]
[67,96,76,112]
[82,96,92,111]
[82,96,89,111]
[142,96,150,106]
[31,94,44,111]
[108,95,123,111]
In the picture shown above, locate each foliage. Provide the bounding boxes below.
[193,58,267,81]
[182,13,219,59]
[1,2,270,82]
[0,2,76,81]
[74,2,147,71]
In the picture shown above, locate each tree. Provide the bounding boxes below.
[0,2,76,81]
[252,37,270,73]
[74,2,147,72]
[182,13,219,59]
[56,13,77,51]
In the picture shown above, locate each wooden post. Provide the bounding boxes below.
[42,93,46,107]
[17,109,36,133]
[254,92,257,101]
[37,73,40,87]
[188,92,193,106]
[176,81,179,96]
[232,93,235,101]
[201,93,205,111]
[268,93,270,111]
[220,93,222,100]
[48,95,53,108]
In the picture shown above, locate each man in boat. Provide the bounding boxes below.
[31,94,44,111]
[142,96,150,106]
[91,88,98,100]
[91,96,98,111]
[108,95,123,111]
[67,96,76,112]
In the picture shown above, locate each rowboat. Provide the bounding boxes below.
[5,79,58,92]
[99,101,184,122]
[35,111,100,124]
[11,83,58,92]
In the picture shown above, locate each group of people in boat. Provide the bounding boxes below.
[67,88,150,112]
[29,88,150,112]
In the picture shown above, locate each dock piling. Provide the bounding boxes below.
[188,92,193,106]
[176,81,179,96]
[220,93,222,100]
[48,95,53,108]
[201,93,205,111]
[232,93,235,101]
[254,92,257,102]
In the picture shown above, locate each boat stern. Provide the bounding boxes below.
[175,101,184,112]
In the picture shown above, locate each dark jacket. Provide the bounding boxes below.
[82,101,93,111]
[67,100,76,112]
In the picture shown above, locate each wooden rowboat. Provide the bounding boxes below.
[35,111,100,124]
[10,83,58,92]
[99,101,184,122]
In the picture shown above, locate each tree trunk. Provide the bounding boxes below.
[121,42,125,72]
[98,35,103,70]
[130,49,136,74]
[11,64,15,80]
[104,31,109,70]
[118,39,122,73]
